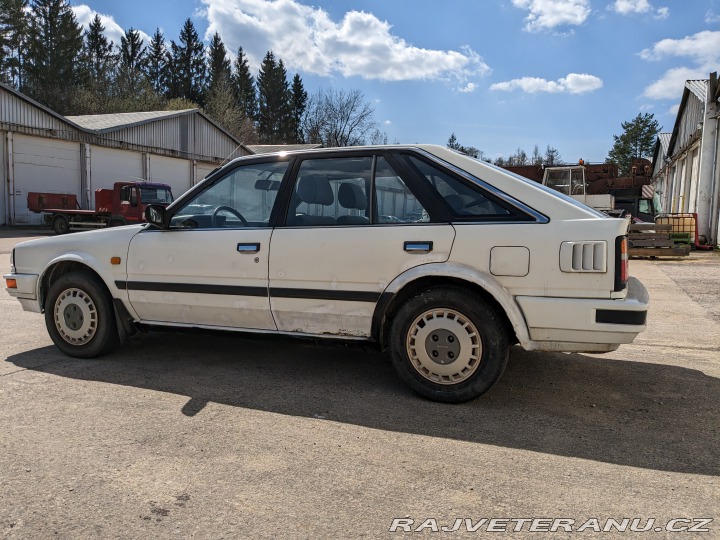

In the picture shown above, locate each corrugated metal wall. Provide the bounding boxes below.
[0,85,82,141]
[673,92,704,155]
[92,114,248,163]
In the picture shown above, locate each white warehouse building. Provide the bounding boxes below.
[0,82,251,226]
[652,73,720,247]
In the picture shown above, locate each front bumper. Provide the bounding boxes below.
[517,277,649,353]
[4,272,41,313]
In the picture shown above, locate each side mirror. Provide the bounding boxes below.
[144,204,167,229]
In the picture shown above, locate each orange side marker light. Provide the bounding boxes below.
[6,278,17,289]
[110,257,122,265]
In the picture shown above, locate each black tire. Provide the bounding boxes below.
[389,287,509,403]
[52,215,69,235]
[44,271,120,358]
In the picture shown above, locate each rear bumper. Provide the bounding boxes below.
[517,277,649,353]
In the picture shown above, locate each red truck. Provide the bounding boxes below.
[28,181,174,234]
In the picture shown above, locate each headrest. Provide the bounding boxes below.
[297,175,334,206]
[338,183,367,210]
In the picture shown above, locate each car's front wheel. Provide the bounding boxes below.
[389,287,509,403]
[44,271,120,358]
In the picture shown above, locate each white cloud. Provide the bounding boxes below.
[383,120,392,125]
[511,0,591,32]
[640,30,720,100]
[640,30,720,65]
[610,1,668,19]
[73,5,151,46]
[611,0,651,14]
[490,73,603,94]
[706,10,720,23]
[668,103,680,116]
[458,82,477,93]
[202,0,490,86]
[643,66,708,100]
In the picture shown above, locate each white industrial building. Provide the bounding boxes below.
[652,73,720,247]
[0,82,251,225]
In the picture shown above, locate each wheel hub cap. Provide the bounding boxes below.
[425,328,461,365]
[407,308,482,385]
[54,288,97,345]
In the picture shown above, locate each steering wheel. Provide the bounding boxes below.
[211,205,248,227]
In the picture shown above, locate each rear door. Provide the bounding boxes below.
[268,152,455,337]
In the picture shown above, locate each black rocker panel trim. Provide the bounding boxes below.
[115,281,380,303]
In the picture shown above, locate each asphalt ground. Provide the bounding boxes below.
[1,231,718,539]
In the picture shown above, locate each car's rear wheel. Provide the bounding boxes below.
[389,287,509,403]
[44,271,120,358]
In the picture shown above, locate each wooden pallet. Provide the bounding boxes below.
[627,223,690,257]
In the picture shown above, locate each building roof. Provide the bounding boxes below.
[658,132,672,158]
[685,80,707,103]
[66,109,198,133]
[246,143,323,154]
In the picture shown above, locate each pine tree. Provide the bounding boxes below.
[118,28,147,92]
[24,0,84,112]
[0,0,28,88]
[289,73,307,143]
[82,14,114,89]
[256,51,291,143]
[168,18,206,105]
[146,28,167,95]
[607,113,660,176]
[207,32,231,93]
[233,46,257,120]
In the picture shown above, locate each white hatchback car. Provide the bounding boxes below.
[5,145,649,402]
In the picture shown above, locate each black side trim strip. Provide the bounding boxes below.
[596,309,647,325]
[114,280,380,303]
[270,288,380,303]
[121,281,268,297]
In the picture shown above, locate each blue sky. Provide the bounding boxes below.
[70,0,720,162]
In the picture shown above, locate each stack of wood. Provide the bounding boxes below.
[627,223,691,257]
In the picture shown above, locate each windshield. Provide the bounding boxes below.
[140,187,174,204]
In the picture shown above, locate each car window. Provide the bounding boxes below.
[286,157,373,226]
[170,161,288,229]
[404,155,512,218]
[374,156,429,223]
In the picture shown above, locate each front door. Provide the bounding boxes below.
[125,159,289,330]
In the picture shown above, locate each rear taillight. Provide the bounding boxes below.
[614,236,628,291]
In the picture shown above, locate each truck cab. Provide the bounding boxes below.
[101,182,174,226]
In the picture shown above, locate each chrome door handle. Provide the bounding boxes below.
[237,243,261,253]
[404,241,433,253]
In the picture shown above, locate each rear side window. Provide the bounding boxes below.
[403,155,516,220]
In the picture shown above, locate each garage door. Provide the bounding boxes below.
[12,135,81,225]
[90,146,144,208]
[195,161,218,184]
[149,155,192,198]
